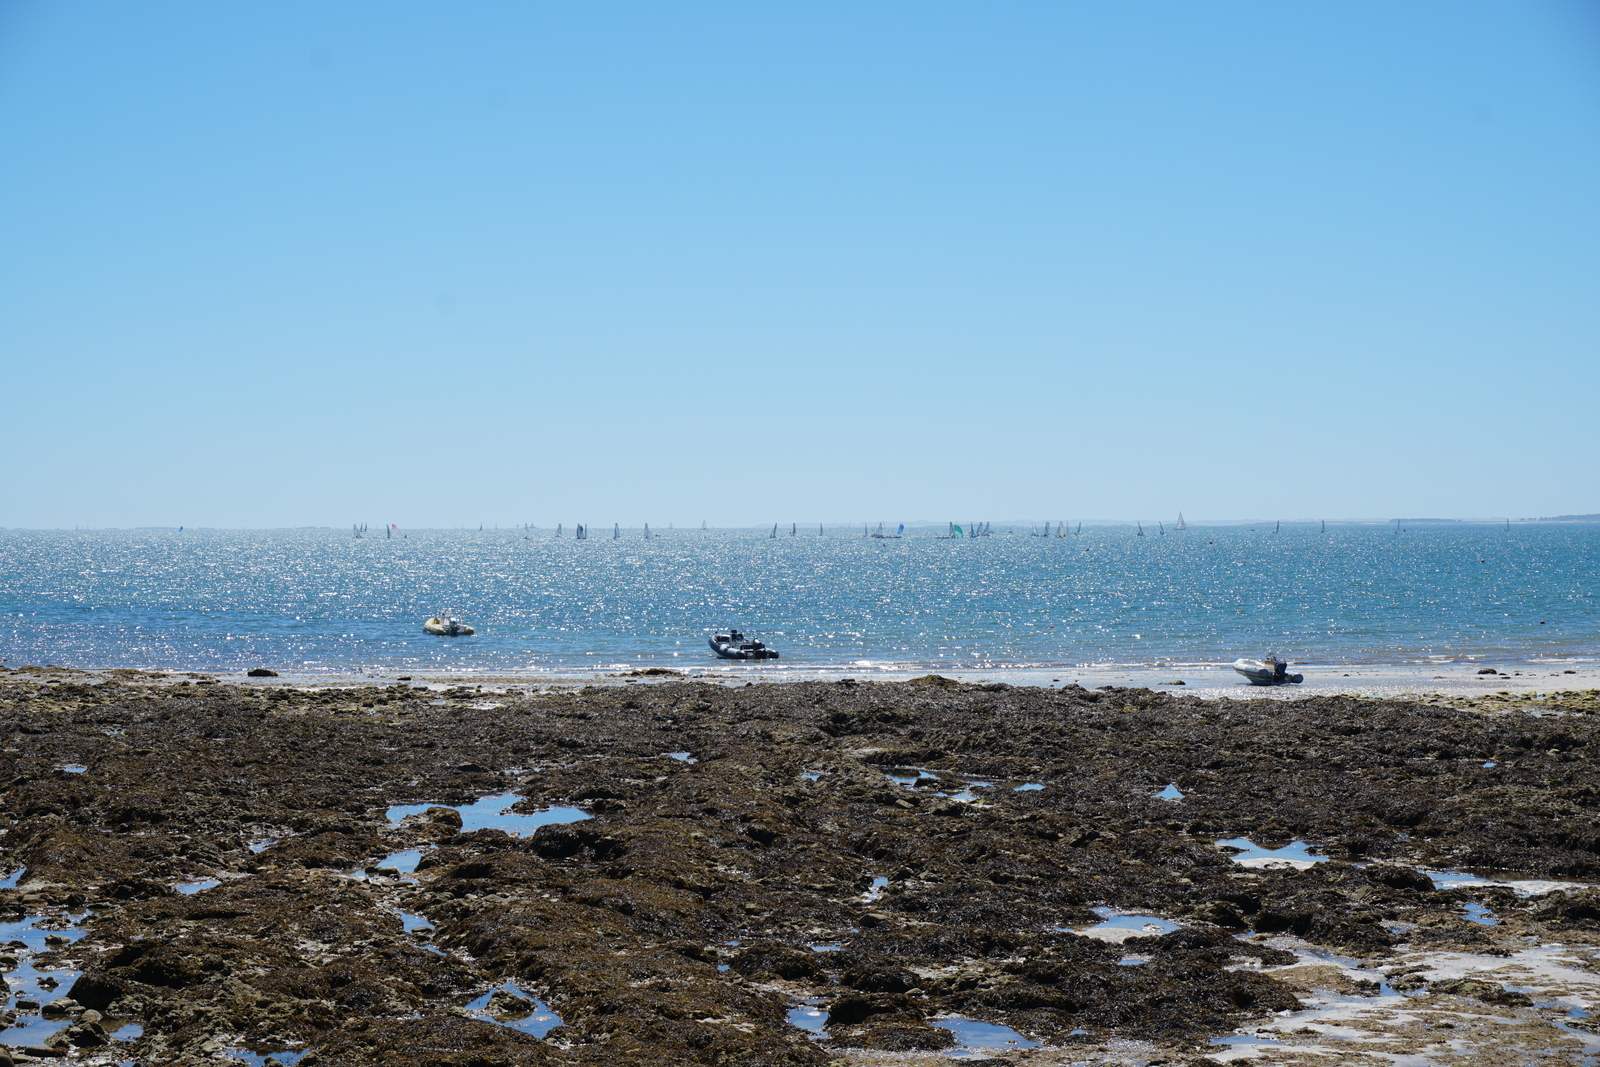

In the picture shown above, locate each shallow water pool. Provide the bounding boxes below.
[0,913,89,1048]
[935,1015,1038,1052]
[464,982,565,1037]
[787,1001,829,1034]
[1428,868,1591,897]
[1071,908,1182,942]
[227,1048,312,1066]
[377,848,426,874]
[385,793,591,836]
[1216,837,1328,869]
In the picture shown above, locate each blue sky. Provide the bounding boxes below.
[3,1,1597,528]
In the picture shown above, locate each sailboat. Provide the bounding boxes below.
[556,523,563,538]
[613,523,620,539]
[1136,521,1144,537]
[1274,520,1280,534]
[644,523,653,539]
[1175,512,1187,531]
[353,523,367,538]
[1321,520,1326,533]
[701,519,707,531]
[819,523,824,536]
[791,523,797,537]
[771,524,778,539]
[1076,522,1082,535]
[1159,521,1165,535]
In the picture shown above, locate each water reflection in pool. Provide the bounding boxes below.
[385,794,590,836]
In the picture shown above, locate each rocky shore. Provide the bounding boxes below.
[4,666,1600,1065]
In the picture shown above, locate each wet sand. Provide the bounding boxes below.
[3,664,1600,1065]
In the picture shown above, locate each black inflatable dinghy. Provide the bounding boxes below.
[709,630,780,660]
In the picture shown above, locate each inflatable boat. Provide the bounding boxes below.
[1232,656,1303,685]
[424,614,475,636]
[709,630,780,660]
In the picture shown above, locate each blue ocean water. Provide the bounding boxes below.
[0,525,1594,675]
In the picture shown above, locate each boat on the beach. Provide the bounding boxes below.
[1232,656,1303,685]
[424,612,475,636]
[709,630,780,660]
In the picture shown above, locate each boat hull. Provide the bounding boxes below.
[1232,658,1302,685]
[709,636,779,660]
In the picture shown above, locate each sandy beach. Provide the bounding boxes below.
[97,658,1599,705]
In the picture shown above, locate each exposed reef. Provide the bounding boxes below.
[3,668,1600,1064]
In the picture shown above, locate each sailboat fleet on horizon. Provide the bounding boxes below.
[352,511,1452,540]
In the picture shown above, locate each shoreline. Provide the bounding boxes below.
[7,659,1599,702]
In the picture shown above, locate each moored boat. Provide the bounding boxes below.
[709,630,780,660]
[424,612,475,636]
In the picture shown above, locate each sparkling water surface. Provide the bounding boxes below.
[0,525,1594,674]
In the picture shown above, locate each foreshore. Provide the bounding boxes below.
[3,667,1600,1064]
[8,659,1597,701]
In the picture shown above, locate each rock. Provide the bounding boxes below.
[841,964,919,994]
[40,997,80,1017]
[838,1019,955,1050]
[24,1045,66,1059]
[825,993,920,1028]
[247,668,279,677]
[61,1018,108,1047]
[1531,888,1600,925]
[1364,864,1435,893]
[16,998,40,1011]
[424,806,463,832]
[42,935,70,948]
[1191,900,1248,929]
[486,988,534,1015]
[1477,668,1498,675]
[729,943,823,981]
[1430,977,1532,1005]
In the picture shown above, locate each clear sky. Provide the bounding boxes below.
[3,1,1597,529]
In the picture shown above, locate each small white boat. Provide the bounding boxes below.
[1232,656,1303,685]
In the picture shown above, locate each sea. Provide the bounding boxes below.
[0,524,1594,677]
